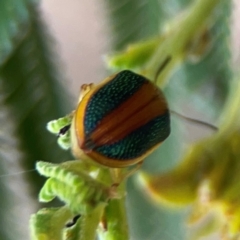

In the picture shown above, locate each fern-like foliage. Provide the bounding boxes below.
[0,1,72,239]
[0,3,72,195]
[179,0,232,118]
[0,0,32,64]
[103,0,162,51]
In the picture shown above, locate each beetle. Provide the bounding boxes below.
[70,70,170,168]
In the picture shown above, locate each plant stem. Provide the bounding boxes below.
[80,203,106,240]
[144,0,221,86]
[98,184,129,240]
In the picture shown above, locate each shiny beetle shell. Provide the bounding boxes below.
[71,70,170,168]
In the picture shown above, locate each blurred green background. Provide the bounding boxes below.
[0,0,236,239]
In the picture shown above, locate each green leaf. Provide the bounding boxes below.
[0,2,72,240]
[0,4,72,196]
[0,0,34,64]
[36,161,110,214]
[179,0,232,118]
[103,0,162,51]
[30,207,73,240]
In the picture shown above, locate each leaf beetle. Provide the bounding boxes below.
[70,70,170,168]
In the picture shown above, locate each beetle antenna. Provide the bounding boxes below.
[154,56,172,83]
[170,110,218,131]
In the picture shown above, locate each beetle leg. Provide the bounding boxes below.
[110,161,143,185]
[123,161,143,180]
[109,168,125,185]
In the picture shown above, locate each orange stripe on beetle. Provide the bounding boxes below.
[71,70,170,168]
